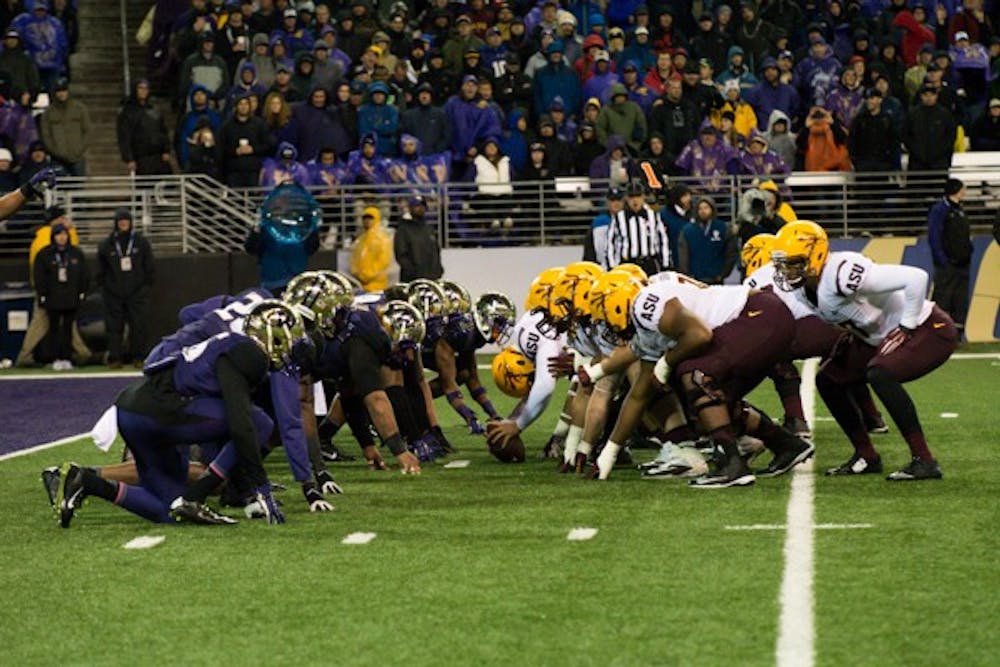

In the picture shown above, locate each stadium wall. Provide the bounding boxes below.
[0,239,995,344]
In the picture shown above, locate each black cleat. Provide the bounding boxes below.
[825,454,883,476]
[866,415,890,434]
[42,466,60,507]
[783,416,812,439]
[56,463,86,528]
[321,443,356,462]
[757,440,816,478]
[616,446,634,466]
[169,498,239,525]
[886,456,942,481]
[540,436,562,460]
[689,457,756,488]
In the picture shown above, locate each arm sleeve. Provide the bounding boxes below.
[394,228,414,276]
[344,337,386,397]
[142,238,155,286]
[514,339,559,431]
[269,371,312,482]
[657,217,669,269]
[216,344,270,488]
[856,262,930,330]
[926,203,949,266]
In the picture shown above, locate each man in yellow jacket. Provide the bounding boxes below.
[350,206,392,292]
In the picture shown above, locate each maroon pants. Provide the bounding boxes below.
[790,315,845,361]
[820,305,958,385]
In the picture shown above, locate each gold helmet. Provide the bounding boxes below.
[740,233,777,278]
[524,266,564,314]
[588,270,642,341]
[550,261,604,324]
[376,300,426,350]
[473,292,516,344]
[438,280,472,319]
[244,300,311,371]
[284,271,353,337]
[771,220,829,291]
[491,346,534,398]
[611,262,648,284]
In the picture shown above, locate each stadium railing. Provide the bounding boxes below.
[0,167,996,258]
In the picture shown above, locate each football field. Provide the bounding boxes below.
[1,352,998,666]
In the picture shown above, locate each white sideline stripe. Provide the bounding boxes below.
[443,459,471,468]
[726,524,873,531]
[342,532,377,545]
[939,412,959,419]
[0,432,88,461]
[776,357,818,667]
[951,353,1000,359]
[0,371,141,380]
[566,527,598,541]
[123,535,166,550]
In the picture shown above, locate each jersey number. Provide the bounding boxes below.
[181,332,231,363]
[213,293,265,333]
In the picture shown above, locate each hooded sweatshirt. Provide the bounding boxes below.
[96,210,155,299]
[596,83,647,152]
[177,84,222,166]
[677,197,735,284]
[350,206,392,292]
[259,141,310,187]
[39,88,91,164]
[237,33,276,88]
[763,109,796,168]
[357,81,401,157]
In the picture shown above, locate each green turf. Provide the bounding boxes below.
[0,358,998,666]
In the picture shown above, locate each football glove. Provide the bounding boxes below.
[547,351,576,378]
[431,425,455,453]
[315,469,344,495]
[879,326,913,356]
[20,167,56,200]
[302,482,335,512]
[410,433,444,462]
[254,484,286,524]
[468,417,485,436]
[593,441,620,480]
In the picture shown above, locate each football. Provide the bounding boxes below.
[486,424,526,463]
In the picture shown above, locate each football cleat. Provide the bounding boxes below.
[688,457,756,488]
[782,416,812,440]
[641,446,708,479]
[41,465,60,507]
[321,442,356,462]
[736,435,767,464]
[756,440,815,478]
[825,454,883,476]
[886,456,942,481]
[169,497,239,525]
[540,436,562,460]
[866,415,890,434]
[56,463,86,528]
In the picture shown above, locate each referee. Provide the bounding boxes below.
[605,180,670,275]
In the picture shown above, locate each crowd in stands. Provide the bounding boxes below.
[131,0,1000,196]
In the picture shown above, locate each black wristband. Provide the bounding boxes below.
[18,182,35,201]
[385,433,406,455]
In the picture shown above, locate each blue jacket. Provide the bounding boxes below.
[177,85,222,167]
[358,92,401,157]
[287,90,353,161]
[534,61,582,117]
[679,217,730,282]
[11,3,68,72]
[443,93,502,158]
[660,204,692,269]
[744,81,800,131]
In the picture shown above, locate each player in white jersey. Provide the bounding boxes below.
[742,235,887,439]
[582,270,814,486]
[771,221,958,481]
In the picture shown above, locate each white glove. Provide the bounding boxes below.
[595,441,620,480]
[653,357,671,384]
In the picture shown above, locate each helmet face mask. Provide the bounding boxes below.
[473,292,516,344]
[772,220,828,291]
[244,300,310,372]
[771,251,807,291]
[284,271,352,338]
[588,269,640,342]
[406,279,446,341]
[377,300,426,353]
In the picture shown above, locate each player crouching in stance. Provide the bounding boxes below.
[54,302,314,527]
[770,221,958,480]
[584,270,815,487]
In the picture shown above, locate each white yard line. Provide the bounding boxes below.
[775,357,818,667]
[0,432,88,461]
[0,371,141,380]
[726,523,873,531]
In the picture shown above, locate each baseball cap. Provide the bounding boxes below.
[954,31,970,42]
[549,96,565,111]
[607,187,624,200]
[0,148,11,161]
[585,97,601,109]
[635,26,649,36]
[4,28,19,39]
[283,8,298,18]
[863,87,882,99]
[594,50,610,62]
[462,74,478,85]
[529,141,545,152]
[608,27,625,39]
[408,195,426,207]
[989,98,1000,108]
[777,49,793,60]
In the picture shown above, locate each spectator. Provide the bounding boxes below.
[32,219,86,370]
[445,74,502,180]
[176,84,221,169]
[556,10,583,65]
[717,110,744,150]
[261,91,294,145]
[547,97,576,144]
[444,14,484,72]
[95,209,154,369]
[716,45,758,94]
[677,196,736,284]
[582,187,624,269]
[759,180,797,223]
[219,93,272,187]
[260,141,309,188]
[607,26,628,71]
[290,51,316,96]
[184,117,221,178]
[744,57,799,131]
[116,80,171,175]
[394,195,443,283]
[582,50,618,104]
[652,8,685,55]
[761,1,802,53]
[272,6,312,55]
[893,4,936,68]
[310,43,338,94]
[904,44,935,102]
[951,30,991,107]
[596,83,646,154]
[713,79,758,138]
[689,13,729,76]
[500,109,530,176]
[573,33,605,83]
[336,12,366,63]
[178,30,229,105]
[660,184,693,268]
[873,73,906,134]
[533,40,581,121]
[875,40,908,101]
[50,0,78,56]
[948,0,994,45]
[676,123,739,191]
[235,33,276,89]
[795,37,841,110]
[492,52,533,113]
[648,78,699,159]
[928,178,972,332]
[477,78,506,130]
[588,134,636,188]
[350,205,392,292]
[288,87,352,162]
[249,1,278,36]
[0,147,15,191]
[621,25,655,72]
[519,141,550,180]
[535,115,572,176]
[399,82,451,157]
[763,110,796,168]
[357,80,400,157]
[11,0,68,92]
[38,77,89,176]
[904,85,957,171]
[825,66,865,130]
[268,63,302,103]
[739,131,789,178]
[605,180,670,275]
[734,1,775,73]
[337,80,364,147]
[523,28,554,79]
[225,62,267,114]
[621,60,657,113]
[216,5,251,74]
[970,97,1000,149]
[345,133,387,185]
[0,29,40,102]
[573,120,603,177]
[798,106,852,171]
[474,137,513,193]
[643,50,676,98]
[849,87,901,171]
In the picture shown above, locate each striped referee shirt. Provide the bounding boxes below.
[605,204,670,270]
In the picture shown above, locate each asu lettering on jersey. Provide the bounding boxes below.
[789,252,934,346]
[509,310,565,432]
[744,263,816,320]
[629,272,750,359]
